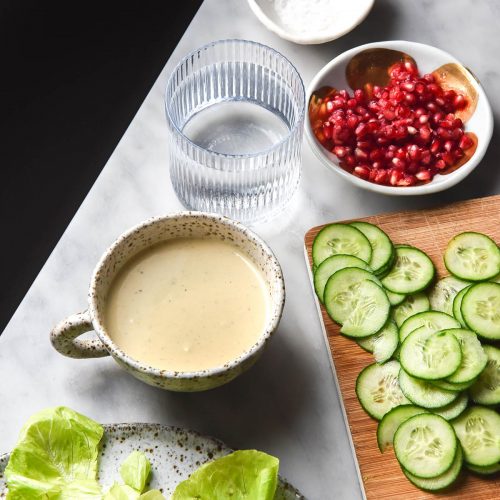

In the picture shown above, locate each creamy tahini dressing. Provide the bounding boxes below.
[104,238,270,372]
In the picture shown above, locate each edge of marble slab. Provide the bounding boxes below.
[302,244,367,500]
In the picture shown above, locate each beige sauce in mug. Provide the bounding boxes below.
[104,238,270,372]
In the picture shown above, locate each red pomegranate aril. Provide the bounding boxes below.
[374,169,389,184]
[452,127,464,140]
[408,144,421,161]
[442,151,455,166]
[397,174,417,186]
[435,159,447,169]
[453,94,467,109]
[311,60,471,187]
[419,127,432,142]
[418,114,430,125]
[392,157,406,169]
[347,115,359,128]
[459,134,474,150]
[355,148,369,161]
[345,154,357,168]
[354,165,370,179]
[416,169,432,181]
[430,139,441,155]
[333,146,349,158]
[389,169,403,186]
[443,140,455,153]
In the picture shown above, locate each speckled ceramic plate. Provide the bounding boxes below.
[0,423,304,499]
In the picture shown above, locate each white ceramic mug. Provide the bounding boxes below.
[51,212,285,392]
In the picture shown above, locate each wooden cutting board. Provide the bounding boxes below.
[304,195,500,500]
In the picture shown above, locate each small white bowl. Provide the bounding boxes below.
[247,0,374,45]
[305,41,493,195]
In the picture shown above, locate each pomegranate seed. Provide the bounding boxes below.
[430,139,441,155]
[397,174,417,186]
[453,94,467,109]
[374,169,389,184]
[354,165,370,179]
[418,114,430,125]
[407,126,417,135]
[408,144,421,161]
[345,154,356,168]
[392,157,407,169]
[389,169,403,186]
[442,152,455,166]
[416,169,432,181]
[355,148,369,161]
[435,159,447,169]
[443,140,455,153]
[419,127,432,142]
[459,135,474,150]
[347,115,359,128]
[355,123,369,137]
[333,146,348,158]
[423,73,435,83]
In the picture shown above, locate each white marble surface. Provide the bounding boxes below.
[1,1,500,498]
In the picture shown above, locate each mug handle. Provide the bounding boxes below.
[50,310,109,359]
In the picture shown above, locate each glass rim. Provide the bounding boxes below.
[164,38,305,160]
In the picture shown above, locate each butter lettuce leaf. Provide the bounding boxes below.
[104,483,141,500]
[172,450,279,500]
[120,451,151,492]
[5,406,103,499]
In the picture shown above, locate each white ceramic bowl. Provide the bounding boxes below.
[247,0,374,45]
[305,40,493,195]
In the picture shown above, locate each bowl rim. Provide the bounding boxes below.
[164,38,305,161]
[87,211,286,381]
[304,40,494,195]
[246,0,375,45]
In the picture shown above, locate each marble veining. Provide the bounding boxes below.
[1,1,500,499]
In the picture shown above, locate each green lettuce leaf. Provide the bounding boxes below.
[172,450,279,500]
[120,451,151,492]
[5,406,104,499]
[139,491,165,499]
[104,483,140,500]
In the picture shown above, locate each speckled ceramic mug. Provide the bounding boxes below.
[50,212,285,392]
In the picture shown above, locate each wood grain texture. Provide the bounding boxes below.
[304,195,500,499]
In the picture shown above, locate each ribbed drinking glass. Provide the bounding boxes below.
[165,39,305,222]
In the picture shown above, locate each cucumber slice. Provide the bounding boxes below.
[355,361,410,420]
[461,282,500,340]
[400,328,462,380]
[431,392,468,421]
[324,268,389,337]
[399,369,459,408]
[340,281,390,337]
[428,276,471,316]
[453,285,472,327]
[313,254,371,303]
[382,246,435,294]
[445,329,487,384]
[386,290,406,306]
[394,413,457,478]
[452,406,500,467]
[444,231,500,282]
[392,293,430,328]
[431,378,475,392]
[312,223,372,267]
[403,444,463,491]
[399,311,460,343]
[467,462,500,475]
[377,405,428,453]
[356,320,399,363]
[350,221,395,274]
[374,251,396,279]
[469,345,500,405]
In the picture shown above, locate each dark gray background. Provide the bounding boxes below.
[0,0,203,331]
